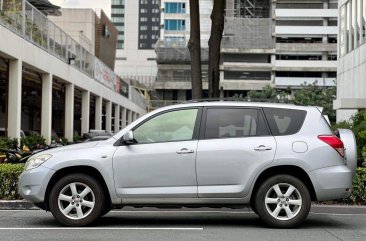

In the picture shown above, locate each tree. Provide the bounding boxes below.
[188,0,203,99]
[245,83,337,123]
[208,0,226,98]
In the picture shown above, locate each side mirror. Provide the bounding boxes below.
[122,130,134,145]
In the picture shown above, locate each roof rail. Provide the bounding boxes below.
[185,98,291,104]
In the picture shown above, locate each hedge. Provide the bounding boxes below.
[349,168,366,205]
[0,164,24,200]
[0,164,365,205]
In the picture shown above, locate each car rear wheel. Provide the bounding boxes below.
[49,174,105,226]
[254,175,311,228]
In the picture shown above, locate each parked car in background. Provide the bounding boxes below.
[82,130,112,142]
[83,136,111,143]
[0,128,26,138]
[18,102,357,228]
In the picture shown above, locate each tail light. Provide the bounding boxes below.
[318,135,345,157]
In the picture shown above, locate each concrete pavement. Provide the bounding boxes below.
[0,207,365,241]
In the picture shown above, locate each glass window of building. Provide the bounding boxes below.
[165,2,186,14]
[165,20,186,31]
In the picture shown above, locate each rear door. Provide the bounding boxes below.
[196,107,276,198]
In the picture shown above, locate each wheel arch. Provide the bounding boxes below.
[44,166,112,211]
[250,165,317,205]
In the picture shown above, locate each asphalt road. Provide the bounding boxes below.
[0,207,365,241]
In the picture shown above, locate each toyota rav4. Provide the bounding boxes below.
[19,102,357,228]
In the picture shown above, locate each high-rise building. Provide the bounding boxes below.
[112,0,160,87]
[154,0,338,108]
[334,0,366,122]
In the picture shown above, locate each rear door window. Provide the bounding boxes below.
[204,108,269,139]
[263,108,307,136]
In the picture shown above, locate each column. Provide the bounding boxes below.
[128,109,133,125]
[114,104,120,133]
[95,96,102,130]
[121,107,126,128]
[81,90,90,135]
[105,100,112,133]
[7,60,22,140]
[64,83,74,141]
[41,73,52,144]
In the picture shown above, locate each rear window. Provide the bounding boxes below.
[263,108,307,136]
[204,108,269,139]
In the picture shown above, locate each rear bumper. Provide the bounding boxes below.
[308,165,353,201]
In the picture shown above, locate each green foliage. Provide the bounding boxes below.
[292,84,336,123]
[349,168,366,204]
[0,164,24,200]
[21,134,46,150]
[245,83,337,122]
[0,137,18,153]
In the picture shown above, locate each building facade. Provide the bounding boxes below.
[334,0,366,122]
[112,0,160,88]
[49,8,118,70]
[154,0,338,106]
[0,0,146,144]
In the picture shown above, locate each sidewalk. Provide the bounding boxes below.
[1,200,366,214]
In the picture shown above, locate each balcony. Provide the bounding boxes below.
[276,43,337,52]
[275,9,338,18]
[275,77,336,88]
[275,60,337,72]
[276,26,338,36]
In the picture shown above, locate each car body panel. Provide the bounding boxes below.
[113,140,198,198]
[196,136,277,198]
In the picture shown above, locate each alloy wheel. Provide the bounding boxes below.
[58,182,95,220]
[264,183,302,221]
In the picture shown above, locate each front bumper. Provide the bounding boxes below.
[18,165,55,203]
[308,165,353,201]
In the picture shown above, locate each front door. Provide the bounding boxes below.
[113,108,201,198]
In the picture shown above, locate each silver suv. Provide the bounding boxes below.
[19,102,357,228]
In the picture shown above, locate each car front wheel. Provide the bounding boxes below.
[254,175,311,228]
[49,174,105,226]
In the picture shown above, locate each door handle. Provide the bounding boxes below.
[176,148,195,154]
[254,145,272,151]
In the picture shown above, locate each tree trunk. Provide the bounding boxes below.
[188,0,203,99]
[208,0,226,98]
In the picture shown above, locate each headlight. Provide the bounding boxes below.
[24,154,52,171]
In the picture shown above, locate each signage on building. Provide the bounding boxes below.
[94,58,128,97]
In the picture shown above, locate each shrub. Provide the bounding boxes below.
[0,137,18,153]
[349,168,366,205]
[20,134,46,150]
[0,164,24,200]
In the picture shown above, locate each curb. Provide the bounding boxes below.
[0,200,38,210]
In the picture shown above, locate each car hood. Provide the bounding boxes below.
[41,142,100,155]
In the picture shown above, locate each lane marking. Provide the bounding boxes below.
[0,227,203,231]
[310,212,366,216]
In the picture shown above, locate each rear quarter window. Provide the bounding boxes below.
[263,108,307,136]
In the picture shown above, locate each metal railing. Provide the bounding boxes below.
[0,0,148,109]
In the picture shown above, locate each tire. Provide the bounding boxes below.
[254,175,311,228]
[49,173,105,226]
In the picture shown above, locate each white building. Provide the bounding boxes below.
[334,0,366,122]
[154,0,338,106]
[112,0,160,88]
[0,0,146,143]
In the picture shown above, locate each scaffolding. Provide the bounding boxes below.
[223,0,273,49]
